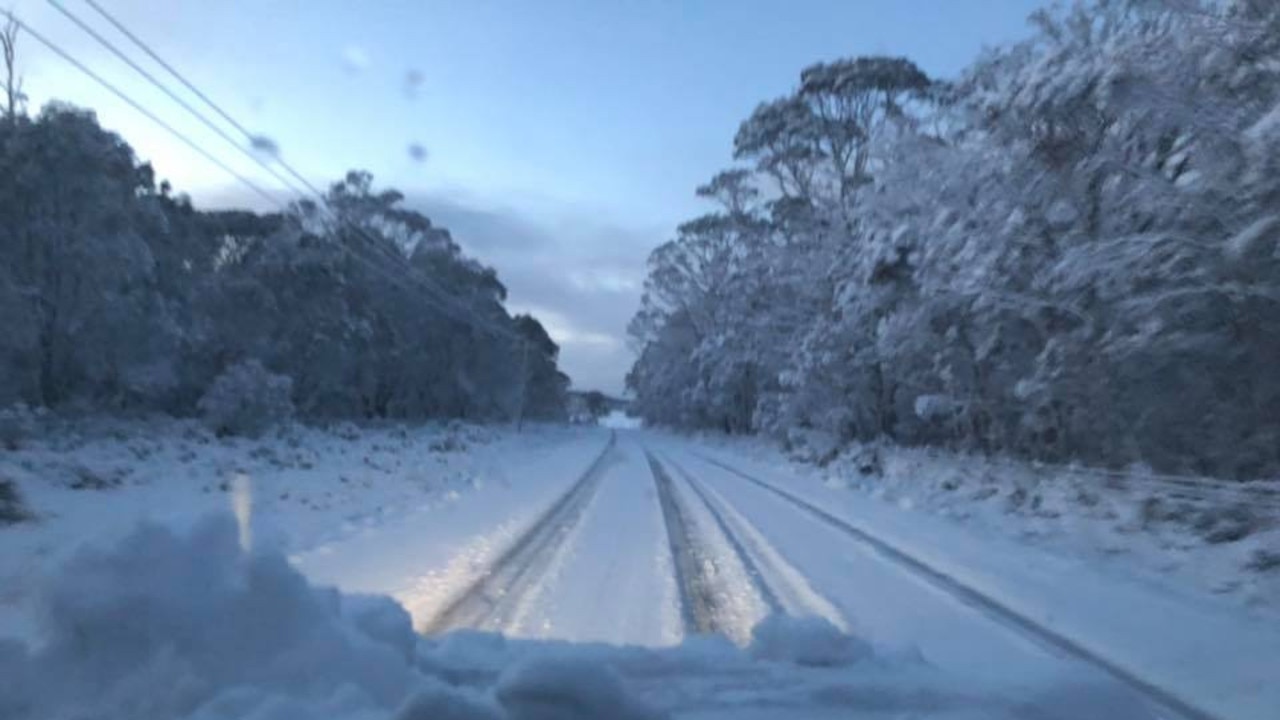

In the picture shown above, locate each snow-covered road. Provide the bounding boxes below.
[287,428,1279,720]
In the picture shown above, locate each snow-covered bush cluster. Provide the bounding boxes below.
[0,403,40,451]
[198,360,295,438]
[627,0,1280,479]
[0,478,30,525]
[0,108,570,425]
[807,440,1280,609]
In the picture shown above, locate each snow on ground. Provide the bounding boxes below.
[662,458,774,645]
[0,416,609,640]
[660,442,1099,692]
[690,432,1280,615]
[599,410,643,430]
[675,435,1280,720]
[500,437,683,645]
[5,420,1273,718]
[0,514,1154,720]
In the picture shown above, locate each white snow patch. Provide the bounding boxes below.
[0,512,1084,720]
[599,410,642,429]
[496,655,661,720]
[748,614,873,668]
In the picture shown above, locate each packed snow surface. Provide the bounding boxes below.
[3,422,1277,718]
[0,515,1159,720]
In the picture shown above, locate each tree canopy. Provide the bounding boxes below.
[628,0,1280,478]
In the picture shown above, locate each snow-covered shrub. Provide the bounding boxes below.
[0,478,31,524]
[430,429,469,453]
[1245,548,1280,573]
[1194,504,1265,545]
[783,428,843,466]
[68,464,124,491]
[0,403,39,451]
[197,360,294,438]
[330,420,362,442]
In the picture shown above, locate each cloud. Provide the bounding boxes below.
[191,184,659,394]
[568,268,640,294]
[407,194,559,253]
[509,304,622,350]
[400,191,660,393]
[341,45,371,73]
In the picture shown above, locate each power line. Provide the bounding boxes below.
[4,9,283,208]
[12,5,547,420]
[46,0,308,199]
[65,0,526,346]
[15,4,542,357]
[78,0,329,199]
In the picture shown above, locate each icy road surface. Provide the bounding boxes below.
[292,429,1280,720]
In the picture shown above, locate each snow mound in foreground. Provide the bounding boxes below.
[2,515,650,720]
[748,614,874,667]
[0,513,1145,719]
[2,516,433,719]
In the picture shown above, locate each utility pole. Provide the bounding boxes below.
[514,338,529,432]
[2,13,23,120]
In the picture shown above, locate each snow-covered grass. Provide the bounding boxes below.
[835,445,1280,614]
[700,433,1280,616]
[0,416,603,641]
[0,514,1147,720]
[681,435,1280,720]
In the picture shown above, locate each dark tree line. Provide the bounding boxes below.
[0,102,570,429]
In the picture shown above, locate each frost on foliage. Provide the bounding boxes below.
[198,360,295,438]
[1224,215,1278,265]
[913,394,960,422]
[0,107,570,424]
[0,477,31,524]
[626,0,1280,478]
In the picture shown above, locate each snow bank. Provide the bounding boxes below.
[0,512,1072,719]
[2,516,421,719]
[0,514,665,720]
[496,655,661,720]
[706,430,1280,615]
[0,418,606,639]
[748,614,873,667]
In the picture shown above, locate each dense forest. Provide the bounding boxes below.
[628,0,1280,478]
[0,101,570,432]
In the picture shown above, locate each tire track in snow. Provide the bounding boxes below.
[663,455,783,615]
[645,450,722,635]
[421,432,617,634]
[662,454,849,632]
[693,451,1222,720]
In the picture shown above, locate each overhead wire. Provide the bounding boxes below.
[45,0,309,201]
[32,1,539,352]
[3,9,282,208]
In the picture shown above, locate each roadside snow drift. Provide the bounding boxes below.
[0,513,1145,720]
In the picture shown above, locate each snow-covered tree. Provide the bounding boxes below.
[629,0,1280,477]
[0,104,570,424]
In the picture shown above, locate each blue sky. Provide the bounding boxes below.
[13,0,1045,394]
